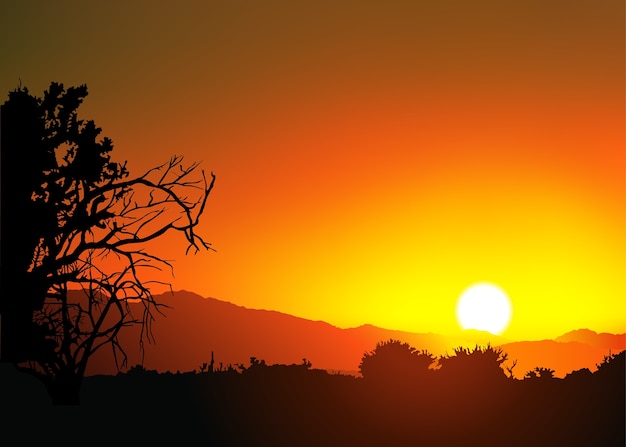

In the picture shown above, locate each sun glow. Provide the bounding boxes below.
[456,283,513,335]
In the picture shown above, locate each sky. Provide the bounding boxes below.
[1,0,624,340]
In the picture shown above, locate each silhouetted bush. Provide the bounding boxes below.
[436,344,509,385]
[564,367,592,381]
[594,350,625,384]
[123,364,159,377]
[359,339,435,383]
[524,366,555,380]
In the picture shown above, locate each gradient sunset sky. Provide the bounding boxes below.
[1,1,624,340]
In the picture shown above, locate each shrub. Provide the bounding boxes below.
[594,350,625,383]
[524,366,555,380]
[359,339,435,382]
[436,345,509,384]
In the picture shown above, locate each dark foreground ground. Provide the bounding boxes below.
[1,357,624,446]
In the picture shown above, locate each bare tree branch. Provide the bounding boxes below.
[2,84,216,404]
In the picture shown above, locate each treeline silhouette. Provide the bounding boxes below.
[2,340,624,446]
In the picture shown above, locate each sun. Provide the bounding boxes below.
[456,282,512,335]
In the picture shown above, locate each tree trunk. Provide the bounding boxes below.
[46,372,83,405]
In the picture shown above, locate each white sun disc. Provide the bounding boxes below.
[456,283,512,335]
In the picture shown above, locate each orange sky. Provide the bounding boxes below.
[1,1,624,340]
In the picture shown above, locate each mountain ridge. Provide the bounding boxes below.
[86,290,625,379]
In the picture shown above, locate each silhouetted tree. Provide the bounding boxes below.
[0,82,215,404]
[359,339,435,383]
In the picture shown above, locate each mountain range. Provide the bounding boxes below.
[87,290,625,379]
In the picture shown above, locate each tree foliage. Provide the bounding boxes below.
[0,82,215,404]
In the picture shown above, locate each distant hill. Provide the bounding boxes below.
[555,328,626,351]
[86,290,625,379]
